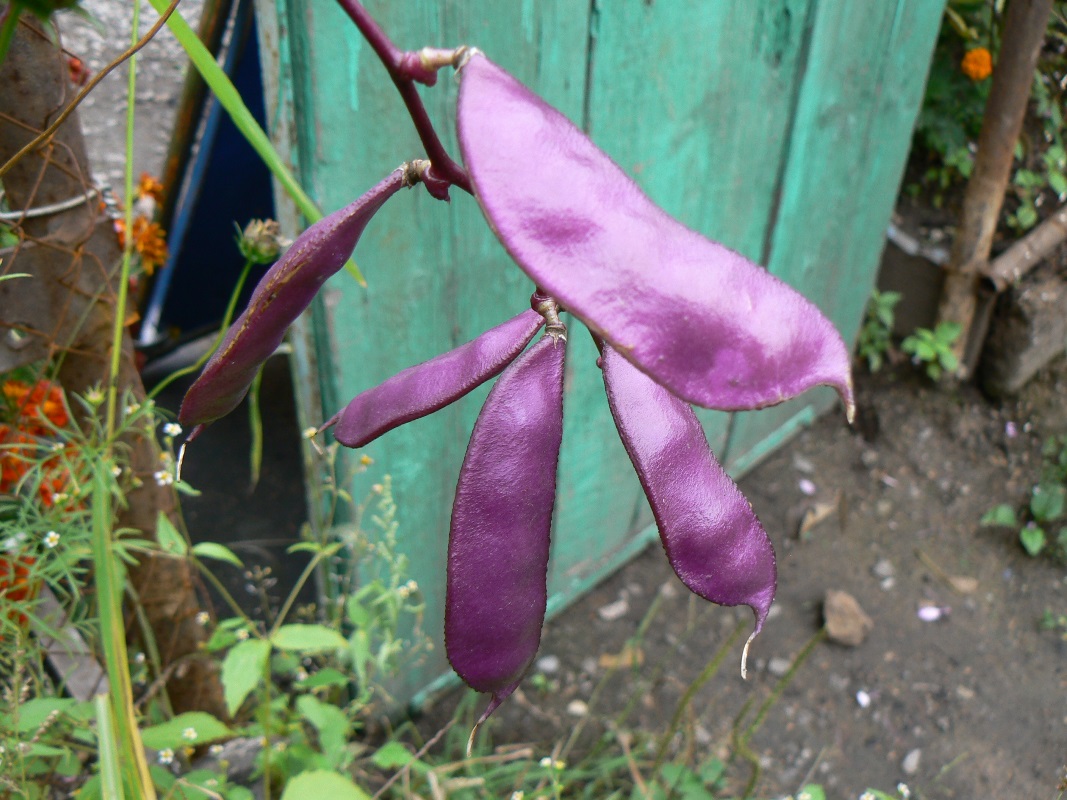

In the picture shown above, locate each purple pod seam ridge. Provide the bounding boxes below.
[601,344,776,676]
[456,53,854,421]
[325,308,544,448]
[446,331,567,738]
[179,168,407,429]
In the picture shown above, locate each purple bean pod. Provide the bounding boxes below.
[600,344,776,675]
[456,52,853,420]
[445,329,567,737]
[323,307,544,448]
[179,167,411,434]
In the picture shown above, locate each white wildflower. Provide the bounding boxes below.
[235,628,249,641]
[153,470,174,487]
[182,727,197,741]
[111,465,123,477]
[158,748,174,765]
[302,427,318,440]
[897,784,911,799]
[196,611,210,626]
[43,531,60,548]
[208,744,224,756]
[163,422,182,437]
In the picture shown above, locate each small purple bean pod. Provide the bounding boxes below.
[179,165,418,437]
[445,329,567,740]
[322,306,544,448]
[455,51,854,421]
[600,344,776,675]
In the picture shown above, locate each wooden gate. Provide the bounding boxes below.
[254,0,946,704]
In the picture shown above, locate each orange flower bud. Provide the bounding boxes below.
[961,47,993,81]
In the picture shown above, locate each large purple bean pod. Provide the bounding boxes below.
[456,52,853,420]
[600,344,776,674]
[323,307,544,448]
[445,331,566,729]
[179,168,409,432]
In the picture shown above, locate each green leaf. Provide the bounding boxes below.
[155,511,187,556]
[1020,525,1047,557]
[279,770,371,800]
[1,697,76,733]
[980,504,1018,527]
[271,624,348,653]
[1030,483,1066,522]
[296,694,351,764]
[1048,170,1067,198]
[140,712,233,751]
[192,542,244,568]
[370,741,431,774]
[295,667,349,690]
[797,786,827,800]
[221,638,270,716]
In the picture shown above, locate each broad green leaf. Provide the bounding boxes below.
[797,785,827,800]
[192,542,244,568]
[2,697,76,733]
[271,624,347,653]
[1020,525,1047,557]
[370,741,430,774]
[279,769,371,800]
[296,667,349,690]
[155,511,187,556]
[1031,483,1066,522]
[140,711,233,750]
[296,694,350,764]
[221,639,270,716]
[980,504,1018,527]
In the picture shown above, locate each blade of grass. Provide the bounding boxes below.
[144,0,365,285]
[94,693,126,800]
[92,466,157,798]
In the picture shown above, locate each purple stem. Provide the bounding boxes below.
[335,0,473,197]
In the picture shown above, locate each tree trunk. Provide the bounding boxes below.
[935,0,1055,376]
[0,11,226,718]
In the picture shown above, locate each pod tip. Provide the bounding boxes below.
[740,630,757,680]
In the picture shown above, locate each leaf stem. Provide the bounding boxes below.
[334,0,472,196]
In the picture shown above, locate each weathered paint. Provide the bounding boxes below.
[256,0,945,704]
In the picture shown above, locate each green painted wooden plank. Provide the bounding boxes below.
[725,0,946,474]
[552,0,818,584]
[267,0,592,702]
[256,0,946,705]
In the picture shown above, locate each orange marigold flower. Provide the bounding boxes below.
[961,47,993,81]
[137,173,164,203]
[114,216,169,275]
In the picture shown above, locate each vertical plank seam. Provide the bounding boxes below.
[758,0,820,268]
[580,0,599,133]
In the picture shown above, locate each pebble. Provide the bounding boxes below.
[824,589,874,646]
[536,655,560,674]
[767,657,792,676]
[872,558,895,579]
[597,598,629,621]
[566,699,588,717]
[901,748,922,775]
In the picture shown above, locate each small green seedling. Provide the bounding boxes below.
[901,321,962,380]
[857,289,901,372]
[982,435,1067,558]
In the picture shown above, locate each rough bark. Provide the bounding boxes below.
[936,0,1055,376]
[0,12,226,718]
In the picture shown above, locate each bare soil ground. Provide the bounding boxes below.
[417,358,1067,800]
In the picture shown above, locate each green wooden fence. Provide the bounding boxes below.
[254,0,946,704]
